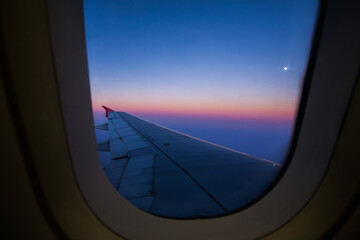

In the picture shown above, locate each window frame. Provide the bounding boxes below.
[44,0,359,238]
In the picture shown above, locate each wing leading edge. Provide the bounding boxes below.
[97,108,282,218]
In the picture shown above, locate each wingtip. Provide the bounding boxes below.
[102,106,114,118]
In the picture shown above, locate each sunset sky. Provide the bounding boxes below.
[84,0,319,163]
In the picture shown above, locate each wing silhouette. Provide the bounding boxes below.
[97,107,281,218]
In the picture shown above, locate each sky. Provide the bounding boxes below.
[84,0,319,164]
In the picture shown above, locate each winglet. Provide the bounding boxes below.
[102,106,114,118]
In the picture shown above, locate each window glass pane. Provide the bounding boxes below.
[84,0,319,218]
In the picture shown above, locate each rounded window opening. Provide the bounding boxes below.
[84,0,319,218]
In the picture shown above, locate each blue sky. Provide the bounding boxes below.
[84,0,319,163]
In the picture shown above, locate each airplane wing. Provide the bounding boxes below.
[96,106,282,218]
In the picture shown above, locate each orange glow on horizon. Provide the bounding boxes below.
[91,97,297,122]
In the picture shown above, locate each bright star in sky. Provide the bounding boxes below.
[284,67,288,70]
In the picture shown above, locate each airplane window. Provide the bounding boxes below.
[83,0,319,218]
